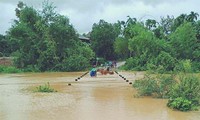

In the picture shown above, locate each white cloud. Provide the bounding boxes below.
[0,0,200,35]
[0,3,16,35]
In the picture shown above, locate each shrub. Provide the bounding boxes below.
[0,65,21,73]
[174,60,193,73]
[123,56,147,71]
[133,74,176,98]
[22,65,40,72]
[167,75,200,111]
[155,51,176,71]
[123,57,138,70]
[156,75,176,98]
[156,65,166,74]
[61,55,90,71]
[133,74,159,96]
[146,63,157,71]
[192,61,200,72]
[167,97,193,111]
[133,73,200,111]
[35,82,57,93]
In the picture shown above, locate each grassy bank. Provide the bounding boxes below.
[0,65,22,73]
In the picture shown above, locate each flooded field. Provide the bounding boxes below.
[0,71,200,120]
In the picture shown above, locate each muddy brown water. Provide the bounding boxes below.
[0,71,200,120]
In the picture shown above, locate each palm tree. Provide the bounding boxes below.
[187,11,199,22]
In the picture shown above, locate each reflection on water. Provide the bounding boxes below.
[0,72,200,120]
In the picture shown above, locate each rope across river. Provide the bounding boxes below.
[69,70,132,86]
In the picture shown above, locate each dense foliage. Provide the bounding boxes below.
[115,12,200,72]
[133,74,176,98]
[167,75,200,111]
[0,35,13,57]
[0,65,21,73]
[133,73,200,111]
[0,1,199,73]
[3,1,94,71]
[90,20,120,60]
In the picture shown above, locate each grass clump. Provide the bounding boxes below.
[35,82,57,93]
[0,65,21,73]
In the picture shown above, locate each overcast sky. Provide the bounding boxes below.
[0,0,200,35]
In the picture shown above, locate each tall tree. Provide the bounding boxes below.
[145,19,157,30]
[160,15,174,35]
[90,20,119,60]
[8,1,94,71]
[172,14,187,32]
[0,35,7,56]
[170,22,198,60]
[114,37,129,59]
[187,11,199,22]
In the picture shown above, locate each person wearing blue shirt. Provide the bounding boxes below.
[90,65,97,77]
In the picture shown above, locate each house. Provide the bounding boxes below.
[78,35,90,44]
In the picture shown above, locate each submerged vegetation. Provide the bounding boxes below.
[35,82,57,93]
[167,75,200,111]
[133,74,176,98]
[133,73,200,111]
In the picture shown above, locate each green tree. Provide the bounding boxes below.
[123,16,137,39]
[0,35,8,56]
[8,1,94,71]
[186,11,199,22]
[128,23,163,57]
[114,37,129,59]
[160,15,174,36]
[123,22,174,71]
[170,22,198,60]
[90,20,120,60]
[172,14,187,31]
[145,19,157,30]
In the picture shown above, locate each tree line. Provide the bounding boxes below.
[0,1,200,72]
[90,11,200,72]
[0,1,94,72]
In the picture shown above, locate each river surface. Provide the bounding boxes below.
[0,71,200,120]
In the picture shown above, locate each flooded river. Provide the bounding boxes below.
[0,71,200,120]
